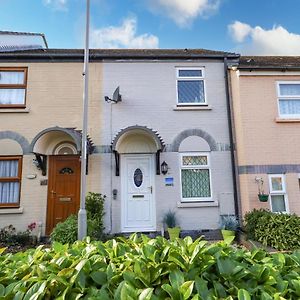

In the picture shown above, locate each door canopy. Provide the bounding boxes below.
[111,126,165,176]
[30,126,94,155]
[112,125,164,154]
[30,127,94,176]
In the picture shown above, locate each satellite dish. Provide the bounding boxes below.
[105,86,122,103]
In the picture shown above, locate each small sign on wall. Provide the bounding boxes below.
[165,177,174,186]
[40,179,48,186]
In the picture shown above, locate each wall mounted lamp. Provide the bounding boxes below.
[161,161,169,175]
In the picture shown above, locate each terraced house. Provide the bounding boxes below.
[230,56,300,216]
[0,47,238,236]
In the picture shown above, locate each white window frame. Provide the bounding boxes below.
[276,81,300,119]
[268,174,289,213]
[176,67,207,106]
[180,152,212,202]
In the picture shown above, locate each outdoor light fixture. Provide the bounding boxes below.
[161,161,169,175]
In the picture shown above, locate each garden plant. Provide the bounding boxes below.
[244,209,300,250]
[1,234,300,299]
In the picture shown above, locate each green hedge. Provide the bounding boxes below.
[2,235,300,298]
[50,192,106,243]
[244,209,300,250]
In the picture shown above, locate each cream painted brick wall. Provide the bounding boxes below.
[0,62,102,145]
[0,62,103,233]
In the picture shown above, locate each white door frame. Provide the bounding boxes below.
[121,154,156,232]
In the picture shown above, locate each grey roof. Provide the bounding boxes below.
[239,56,300,70]
[0,48,239,61]
[0,31,48,52]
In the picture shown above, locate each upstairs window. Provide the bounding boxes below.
[180,153,212,202]
[268,174,288,213]
[277,82,300,118]
[0,68,27,108]
[177,68,206,105]
[0,157,22,207]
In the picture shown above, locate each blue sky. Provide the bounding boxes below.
[1,0,300,54]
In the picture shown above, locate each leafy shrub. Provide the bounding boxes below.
[244,209,300,250]
[2,235,300,298]
[50,215,78,244]
[51,192,106,243]
[86,192,105,239]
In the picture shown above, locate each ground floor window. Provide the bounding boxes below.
[180,153,212,202]
[268,174,288,213]
[0,156,22,207]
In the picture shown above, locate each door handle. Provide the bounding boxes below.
[148,186,153,194]
[51,190,57,197]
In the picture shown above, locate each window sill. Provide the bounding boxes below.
[173,105,212,111]
[275,118,300,123]
[0,108,30,113]
[0,207,23,214]
[177,201,218,208]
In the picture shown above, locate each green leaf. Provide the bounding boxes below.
[162,284,181,300]
[0,284,4,297]
[169,270,185,289]
[195,277,209,298]
[90,271,107,285]
[179,281,194,300]
[213,282,227,298]
[23,281,47,300]
[138,288,154,300]
[120,282,137,300]
[238,289,251,300]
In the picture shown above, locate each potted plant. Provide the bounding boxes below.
[255,177,269,202]
[163,210,180,241]
[220,215,239,244]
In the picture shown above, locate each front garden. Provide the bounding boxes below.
[2,234,300,299]
[2,195,300,299]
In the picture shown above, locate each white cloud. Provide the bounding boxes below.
[149,0,221,27]
[43,0,68,11]
[228,21,300,55]
[90,17,159,49]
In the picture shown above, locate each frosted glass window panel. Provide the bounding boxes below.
[0,160,18,178]
[0,182,20,204]
[178,80,205,103]
[0,89,25,105]
[271,195,286,212]
[279,84,300,96]
[179,70,202,77]
[279,99,300,115]
[0,71,24,85]
[271,177,283,191]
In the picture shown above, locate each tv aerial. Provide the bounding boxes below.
[105,86,122,103]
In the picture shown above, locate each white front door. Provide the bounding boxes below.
[121,154,156,232]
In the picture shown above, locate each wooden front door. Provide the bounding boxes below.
[46,155,81,235]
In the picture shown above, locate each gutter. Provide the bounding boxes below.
[0,50,240,62]
[223,56,240,218]
[238,66,300,71]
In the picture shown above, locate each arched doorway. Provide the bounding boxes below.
[112,126,164,232]
[30,127,93,234]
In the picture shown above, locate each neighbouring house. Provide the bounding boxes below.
[0,49,102,235]
[0,47,239,236]
[230,56,300,216]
